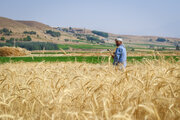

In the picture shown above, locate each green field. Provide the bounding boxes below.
[126,43,175,48]
[58,44,114,50]
[0,56,179,64]
[57,43,175,51]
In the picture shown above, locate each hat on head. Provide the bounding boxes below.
[115,38,123,42]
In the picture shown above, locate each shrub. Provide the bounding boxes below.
[0,36,5,41]
[0,28,12,36]
[23,36,32,41]
[46,30,61,37]
[92,30,108,38]
[86,35,105,43]
[23,31,36,35]
[156,38,167,42]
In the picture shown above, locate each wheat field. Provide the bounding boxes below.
[0,59,180,120]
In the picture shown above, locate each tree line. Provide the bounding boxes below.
[92,30,109,38]
[23,31,36,35]
[0,36,32,42]
[46,30,61,37]
[0,41,59,51]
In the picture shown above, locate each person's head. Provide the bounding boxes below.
[115,38,123,46]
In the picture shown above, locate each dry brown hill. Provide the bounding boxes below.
[17,20,51,30]
[0,16,179,48]
[0,17,31,32]
[0,17,77,42]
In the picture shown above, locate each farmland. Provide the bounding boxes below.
[0,58,179,119]
[0,46,180,120]
[0,56,179,64]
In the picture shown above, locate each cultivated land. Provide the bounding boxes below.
[0,56,179,64]
[0,59,179,120]
[0,16,179,50]
[0,16,180,120]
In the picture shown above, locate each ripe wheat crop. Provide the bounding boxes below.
[0,59,179,120]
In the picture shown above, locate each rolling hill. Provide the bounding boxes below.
[0,16,179,50]
[0,17,77,43]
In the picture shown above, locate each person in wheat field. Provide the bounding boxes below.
[111,38,127,69]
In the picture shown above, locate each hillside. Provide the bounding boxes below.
[17,20,51,30]
[0,16,179,51]
[0,17,77,43]
[56,27,180,50]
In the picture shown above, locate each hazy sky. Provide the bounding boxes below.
[0,0,180,38]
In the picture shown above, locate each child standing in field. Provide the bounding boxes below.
[112,38,127,69]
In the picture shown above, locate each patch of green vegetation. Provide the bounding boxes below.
[92,30,108,38]
[23,31,36,35]
[0,36,5,41]
[0,42,59,51]
[0,56,179,64]
[0,28,12,36]
[31,51,100,54]
[46,30,61,37]
[126,43,175,48]
[58,44,114,50]
[86,35,105,43]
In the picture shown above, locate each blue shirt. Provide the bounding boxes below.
[113,44,127,67]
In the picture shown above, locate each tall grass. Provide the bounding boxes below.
[0,59,179,119]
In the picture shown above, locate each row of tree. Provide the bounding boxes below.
[155,37,171,42]
[0,41,59,51]
[86,35,105,43]
[92,30,109,38]
[23,31,36,35]
[0,36,32,42]
[46,30,61,37]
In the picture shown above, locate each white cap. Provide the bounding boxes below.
[115,38,123,42]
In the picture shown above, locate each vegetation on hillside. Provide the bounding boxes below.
[0,28,12,36]
[92,30,109,38]
[23,31,36,35]
[0,37,5,41]
[15,42,59,50]
[0,41,59,51]
[46,30,61,37]
[86,35,105,43]
[156,37,169,42]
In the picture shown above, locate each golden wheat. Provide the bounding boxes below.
[0,59,179,120]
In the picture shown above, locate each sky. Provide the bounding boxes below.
[0,0,180,38]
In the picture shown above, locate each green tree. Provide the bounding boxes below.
[26,36,32,41]
[86,35,105,43]
[156,38,167,42]
[0,37,5,41]
[23,31,36,35]
[131,48,135,51]
[23,36,32,41]
[92,30,109,38]
[46,30,61,37]
[64,39,69,42]
[0,28,12,36]
[176,45,179,50]
[62,28,69,32]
